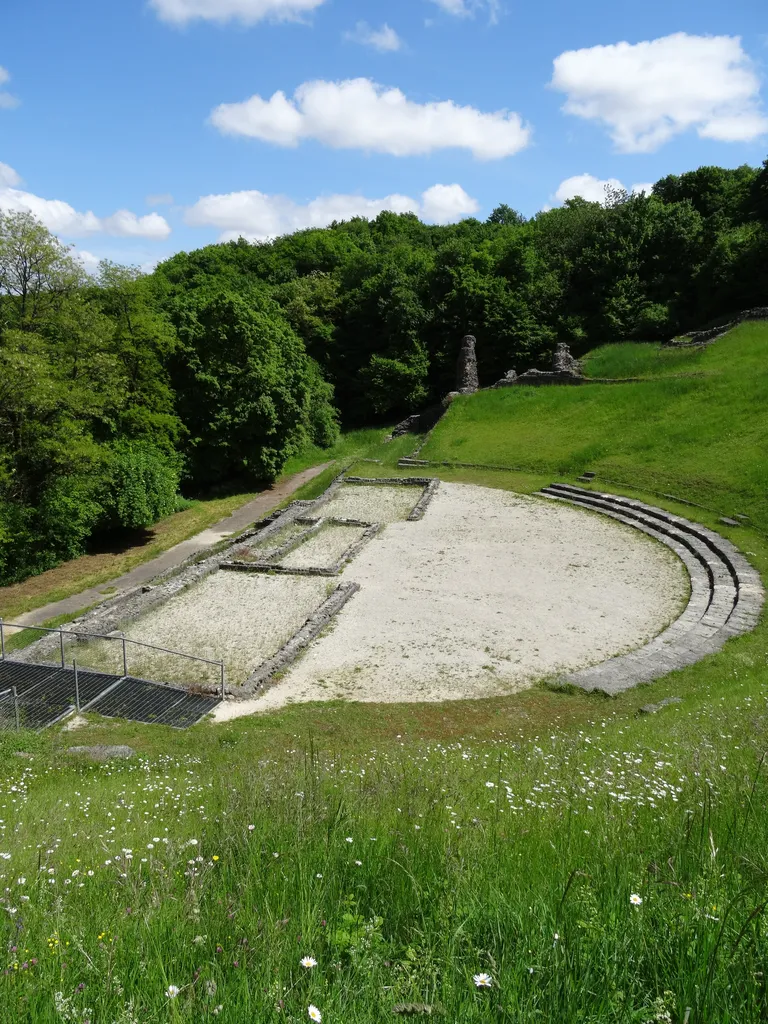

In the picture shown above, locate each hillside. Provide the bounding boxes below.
[421,321,768,531]
[1,324,767,1023]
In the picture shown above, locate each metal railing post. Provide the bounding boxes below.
[12,687,19,731]
[73,660,80,713]
[1,620,224,691]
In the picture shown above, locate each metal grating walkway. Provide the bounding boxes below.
[90,677,222,729]
[0,660,220,731]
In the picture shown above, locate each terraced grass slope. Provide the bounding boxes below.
[421,321,768,530]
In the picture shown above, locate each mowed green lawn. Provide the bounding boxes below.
[422,321,768,530]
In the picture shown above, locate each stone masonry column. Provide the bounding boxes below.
[456,334,479,393]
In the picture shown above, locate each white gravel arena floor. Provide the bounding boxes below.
[317,483,423,523]
[113,573,331,687]
[280,523,367,570]
[215,482,689,719]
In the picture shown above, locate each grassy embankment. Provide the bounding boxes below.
[420,322,768,532]
[1,325,767,1022]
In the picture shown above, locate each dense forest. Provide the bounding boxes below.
[1,157,767,585]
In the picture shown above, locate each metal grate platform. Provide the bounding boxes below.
[0,660,220,731]
[87,677,221,728]
[0,660,62,694]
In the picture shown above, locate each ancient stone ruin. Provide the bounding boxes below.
[552,342,583,377]
[668,307,768,347]
[491,342,583,387]
[389,404,444,439]
[491,369,518,388]
[389,414,422,439]
[389,332,479,439]
[456,334,479,393]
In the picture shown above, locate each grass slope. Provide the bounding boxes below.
[422,322,768,531]
[1,332,767,1022]
[582,341,708,379]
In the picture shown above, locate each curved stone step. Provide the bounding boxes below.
[543,485,737,622]
[546,483,745,590]
[536,484,764,694]
[548,485,764,635]
[541,493,725,649]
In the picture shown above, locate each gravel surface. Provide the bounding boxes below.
[215,482,688,718]
[71,573,330,687]
[231,522,308,563]
[281,524,367,570]
[318,484,423,523]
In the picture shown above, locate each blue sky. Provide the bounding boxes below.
[1,0,766,271]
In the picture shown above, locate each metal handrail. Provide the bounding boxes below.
[0,618,226,699]
[0,620,222,668]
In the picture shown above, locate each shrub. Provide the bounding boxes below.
[358,352,429,417]
[98,441,182,531]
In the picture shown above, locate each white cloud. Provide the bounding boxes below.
[146,192,174,207]
[0,163,171,239]
[74,249,102,276]
[551,173,654,206]
[100,210,172,238]
[431,0,467,12]
[149,0,325,25]
[420,183,479,223]
[0,162,21,187]
[428,0,500,21]
[551,33,768,152]
[185,183,479,241]
[344,22,402,52]
[210,78,530,159]
[0,65,19,110]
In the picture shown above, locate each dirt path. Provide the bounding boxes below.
[5,464,331,632]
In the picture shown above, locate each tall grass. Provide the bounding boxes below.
[582,342,707,379]
[2,677,768,1022]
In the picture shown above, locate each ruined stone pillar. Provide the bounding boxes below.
[456,334,479,393]
[552,342,582,377]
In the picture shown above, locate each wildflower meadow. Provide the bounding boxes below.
[1,661,768,1022]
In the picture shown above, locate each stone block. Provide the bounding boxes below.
[639,696,682,715]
